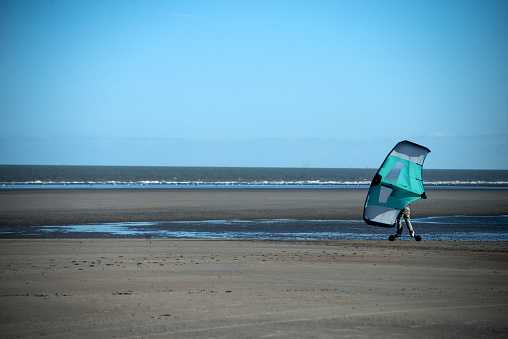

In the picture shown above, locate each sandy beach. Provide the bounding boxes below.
[1,188,507,337]
[1,188,507,226]
[1,239,507,338]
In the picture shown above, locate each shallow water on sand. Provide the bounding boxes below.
[1,216,507,241]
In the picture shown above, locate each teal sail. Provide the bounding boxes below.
[363,141,431,227]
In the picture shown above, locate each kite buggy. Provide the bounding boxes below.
[389,234,422,242]
[363,140,430,241]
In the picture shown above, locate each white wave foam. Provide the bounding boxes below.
[2,179,508,188]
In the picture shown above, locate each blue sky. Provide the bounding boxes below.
[1,0,507,169]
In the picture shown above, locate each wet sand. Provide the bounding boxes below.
[1,239,507,338]
[1,188,507,226]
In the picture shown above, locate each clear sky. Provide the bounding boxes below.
[1,0,507,169]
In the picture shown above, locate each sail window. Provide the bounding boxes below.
[385,161,404,184]
[378,185,393,203]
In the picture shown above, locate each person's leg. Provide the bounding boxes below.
[396,215,403,236]
[403,207,414,236]
[405,217,414,236]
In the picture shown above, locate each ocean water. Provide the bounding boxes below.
[1,165,508,188]
[1,216,507,241]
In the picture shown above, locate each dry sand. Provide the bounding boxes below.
[1,188,507,226]
[1,239,507,338]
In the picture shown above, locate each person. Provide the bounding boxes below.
[396,204,414,237]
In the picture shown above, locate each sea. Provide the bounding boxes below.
[1,165,507,241]
[2,165,508,189]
